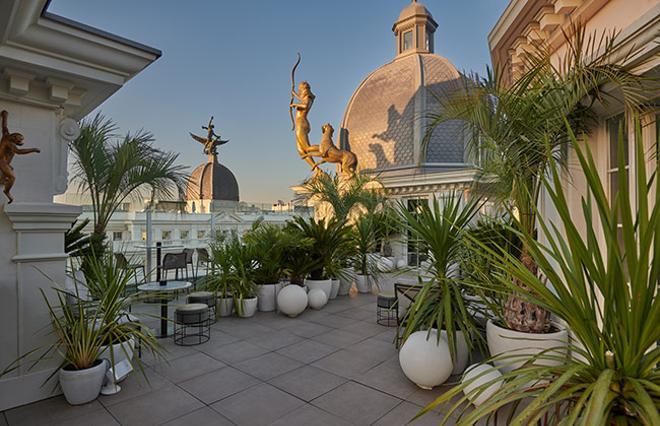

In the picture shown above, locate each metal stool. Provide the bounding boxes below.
[187,291,216,323]
[174,303,210,346]
[377,293,397,327]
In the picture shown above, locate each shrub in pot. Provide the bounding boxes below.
[351,214,378,294]
[205,234,235,317]
[223,235,258,318]
[244,221,292,312]
[398,193,484,376]
[22,254,162,405]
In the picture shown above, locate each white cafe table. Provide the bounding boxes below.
[138,280,192,338]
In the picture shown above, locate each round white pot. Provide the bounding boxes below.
[329,279,340,299]
[217,297,234,317]
[98,338,135,383]
[355,274,371,293]
[59,359,108,405]
[486,320,569,373]
[277,285,308,317]
[257,283,282,312]
[308,288,328,310]
[440,330,470,375]
[338,270,354,296]
[461,363,503,406]
[304,279,332,300]
[399,330,453,389]
[237,297,258,318]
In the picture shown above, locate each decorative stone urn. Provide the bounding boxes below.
[399,330,453,389]
[257,283,283,312]
[277,285,308,317]
[307,288,328,310]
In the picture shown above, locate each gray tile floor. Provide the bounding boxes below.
[1,293,466,426]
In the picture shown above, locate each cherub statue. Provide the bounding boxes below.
[0,110,40,204]
[190,116,229,156]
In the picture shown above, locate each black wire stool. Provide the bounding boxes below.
[174,303,210,346]
[376,293,397,327]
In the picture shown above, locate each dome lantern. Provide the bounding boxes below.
[393,0,438,57]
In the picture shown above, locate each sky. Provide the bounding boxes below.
[49,0,509,204]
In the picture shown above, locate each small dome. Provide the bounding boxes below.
[341,54,465,172]
[186,156,239,202]
[397,1,434,23]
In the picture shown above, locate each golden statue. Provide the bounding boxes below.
[0,110,40,204]
[190,116,229,156]
[304,124,357,176]
[290,54,358,177]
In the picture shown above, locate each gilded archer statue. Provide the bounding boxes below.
[0,110,40,204]
[190,116,229,156]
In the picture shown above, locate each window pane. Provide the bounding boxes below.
[403,31,413,51]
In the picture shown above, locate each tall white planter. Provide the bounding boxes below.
[257,283,282,312]
[440,330,470,375]
[486,320,569,373]
[237,297,258,318]
[59,360,108,405]
[399,330,453,389]
[355,274,371,293]
[217,297,234,317]
[338,269,354,296]
[329,279,340,299]
[304,279,332,300]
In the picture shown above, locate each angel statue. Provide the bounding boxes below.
[190,116,229,156]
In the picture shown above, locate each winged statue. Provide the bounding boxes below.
[190,116,229,156]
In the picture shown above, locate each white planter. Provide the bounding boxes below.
[237,297,258,318]
[257,283,282,312]
[462,363,503,406]
[277,285,308,317]
[304,279,332,300]
[329,279,340,299]
[440,330,470,375]
[59,359,108,405]
[217,297,234,317]
[338,269,354,296]
[486,320,569,373]
[355,274,372,293]
[308,288,328,310]
[399,330,453,389]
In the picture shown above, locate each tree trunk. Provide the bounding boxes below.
[503,248,551,333]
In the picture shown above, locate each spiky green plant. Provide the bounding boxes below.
[419,122,659,425]
[243,219,296,284]
[398,193,485,362]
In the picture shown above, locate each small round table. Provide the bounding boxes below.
[138,281,192,338]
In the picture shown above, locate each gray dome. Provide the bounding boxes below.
[341,53,466,172]
[186,156,239,202]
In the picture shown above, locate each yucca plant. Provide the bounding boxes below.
[420,122,659,425]
[350,213,379,277]
[398,193,485,362]
[203,232,233,297]
[223,234,257,316]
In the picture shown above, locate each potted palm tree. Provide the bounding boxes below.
[421,25,648,364]
[397,193,484,384]
[204,233,235,317]
[69,114,188,259]
[351,214,378,293]
[243,221,291,312]
[225,235,258,318]
[290,216,351,300]
[422,122,659,425]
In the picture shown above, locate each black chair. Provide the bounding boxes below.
[161,252,188,281]
[183,248,195,279]
[394,282,423,348]
[195,248,211,278]
[115,253,145,292]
